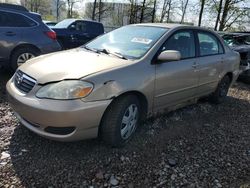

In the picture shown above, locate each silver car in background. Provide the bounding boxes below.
[7,23,240,147]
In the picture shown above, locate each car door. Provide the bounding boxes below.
[154,30,199,110]
[0,10,22,63]
[195,31,224,96]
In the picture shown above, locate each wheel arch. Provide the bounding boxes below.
[224,72,233,84]
[98,90,149,137]
[10,43,41,59]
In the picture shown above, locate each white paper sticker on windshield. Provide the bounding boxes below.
[131,37,153,45]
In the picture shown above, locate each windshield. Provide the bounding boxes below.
[85,26,168,59]
[54,19,74,28]
[223,35,250,46]
[223,36,235,46]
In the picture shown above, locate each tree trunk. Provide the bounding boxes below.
[214,0,223,31]
[129,0,134,24]
[92,0,97,20]
[198,0,205,26]
[70,2,73,18]
[180,0,189,23]
[98,0,102,22]
[56,0,59,21]
[166,0,172,22]
[152,0,157,23]
[219,0,230,31]
[160,0,167,23]
[67,0,70,18]
[140,0,146,23]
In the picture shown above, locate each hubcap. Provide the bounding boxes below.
[121,104,138,140]
[17,53,35,67]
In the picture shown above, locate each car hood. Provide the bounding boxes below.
[230,45,250,53]
[19,49,130,84]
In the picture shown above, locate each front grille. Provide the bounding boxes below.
[14,70,36,93]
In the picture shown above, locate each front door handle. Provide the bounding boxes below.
[5,31,16,36]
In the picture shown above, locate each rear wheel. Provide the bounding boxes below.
[239,70,250,84]
[210,75,231,104]
[101,95,141,147]
[11,47,39,70]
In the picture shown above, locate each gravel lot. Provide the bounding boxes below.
[0,68,249,188]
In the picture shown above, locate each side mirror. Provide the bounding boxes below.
[157,50,181,62]
[69,25,76,30]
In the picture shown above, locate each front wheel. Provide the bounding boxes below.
[210,75,231,104]
[101,95,141,147]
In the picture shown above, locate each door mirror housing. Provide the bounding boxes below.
[69,24,76,30]
[157,50,181,62]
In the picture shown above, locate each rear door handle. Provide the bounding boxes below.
[5,31,16,36]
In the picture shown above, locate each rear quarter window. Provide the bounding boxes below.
[86,22,104,34]
[0,11,37,27]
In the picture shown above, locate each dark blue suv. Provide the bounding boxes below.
[0,3,61,70]
[52,19,104,49]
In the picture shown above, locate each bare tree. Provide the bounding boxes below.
[179,0,189,23]
[20,0,51,15]
[213,0,223,30]
[129,0,140,24]
[54,0,65,21]
[211,0,248,31]
[96,0,113,22]
[160,0,173,22]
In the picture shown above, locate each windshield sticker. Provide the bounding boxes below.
[131,37,153,45]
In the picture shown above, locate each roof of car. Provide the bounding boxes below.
[0,3,28,12]
[60,18,102,24]
[133,23,193,29]
[223,33,250,37]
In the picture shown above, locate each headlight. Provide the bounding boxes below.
[36,80,93,100]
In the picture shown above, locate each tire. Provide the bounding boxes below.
[239,70,250,84]
[11,47,39,71]
[57,40,65,50]
[101,95,141,147]
[210,75,231,104]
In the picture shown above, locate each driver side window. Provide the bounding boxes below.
[69,22,87,32]
[162,30,195,59]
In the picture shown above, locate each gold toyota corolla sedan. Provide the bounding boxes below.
[7,23,240,146]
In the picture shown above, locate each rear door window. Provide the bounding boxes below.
[198,32,224,56]
[0,11,37,27]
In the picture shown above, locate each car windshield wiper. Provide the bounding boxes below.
[83,46,99,53]
[96,48,128,60]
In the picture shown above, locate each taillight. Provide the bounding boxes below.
[45,31,56,40]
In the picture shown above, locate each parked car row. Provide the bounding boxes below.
[0,3,104,70]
